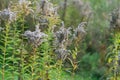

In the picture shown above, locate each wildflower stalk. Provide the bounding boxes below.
[11,22,17,80]
[2,22,10,80]
[31,46,37,80]
[18,16,25,80]
[56,60,62,80]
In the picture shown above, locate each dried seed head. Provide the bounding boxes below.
[38,17,49,31]
[55,29,65,44]
[73,22,87,39]
[18,0,33,15]
[54,22,71,48]
[0,8,16,22]
[23,24,48,47]
[39,0,58,16]
[55,48,70,61]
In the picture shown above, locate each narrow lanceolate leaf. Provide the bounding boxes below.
[0,46,5,50]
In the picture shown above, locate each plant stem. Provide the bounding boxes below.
[2,23,10,80]
[18,16,25,80]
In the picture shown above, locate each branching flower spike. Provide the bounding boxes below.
[23,24,48,47]
[0,8,16,22]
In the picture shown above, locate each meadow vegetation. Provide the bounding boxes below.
[0,0,120,80]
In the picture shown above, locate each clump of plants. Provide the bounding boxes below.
[0,0,87,80]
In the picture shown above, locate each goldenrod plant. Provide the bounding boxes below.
[0,0,100,79]
[0,0,120,80]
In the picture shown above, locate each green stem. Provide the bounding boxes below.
[18,16,25,80]
[31,47,37,80]
[2,23,10,80]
